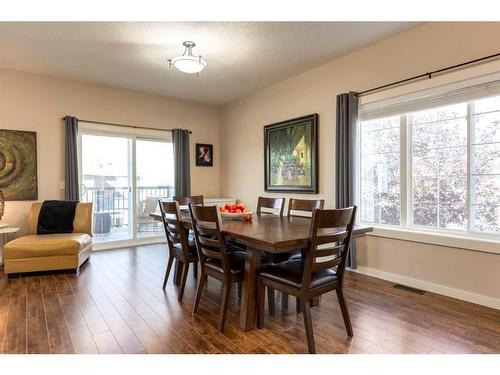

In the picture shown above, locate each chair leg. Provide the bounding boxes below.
[281,292,289,311]
[178,262,190,302]
[193,274,207,313]
[267,287,275,314]
[336,288,353,337]
[218,282,232,332]
[256,279,265,329]
[162,256,174,289]
[310,296,320,307]
[237,282,242,300]
[174,259,183,285]
[296,297,302,313]
[302,299,316,354]
[193,260,198,279]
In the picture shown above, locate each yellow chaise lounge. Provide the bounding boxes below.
[4,202,93,275]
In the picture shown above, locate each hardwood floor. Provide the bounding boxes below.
[0,243,499,354]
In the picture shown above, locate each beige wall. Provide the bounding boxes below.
[0,68,221,233]
[220,22,500,305]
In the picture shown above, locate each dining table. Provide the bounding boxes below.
[150,211,373,331]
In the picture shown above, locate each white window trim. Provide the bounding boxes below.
[367,226,500,255]
[357,76,500,254]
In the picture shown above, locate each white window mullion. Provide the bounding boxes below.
[467,102,475,233]
[400,114,408,228]
[130,137,138,241]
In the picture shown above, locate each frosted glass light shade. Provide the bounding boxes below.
[171,56,207,74]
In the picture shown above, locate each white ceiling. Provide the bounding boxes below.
[0,22,418,105]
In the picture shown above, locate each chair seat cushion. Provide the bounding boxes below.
[204,251,246,276]
[258,260,338,289]
[263,249,302,263]
[225,238,246,253]
[4,233,92,260]
[172,237,198,259]
[287,250,302,261]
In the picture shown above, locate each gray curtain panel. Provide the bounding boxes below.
[172,129,191,197]
[336,92,359,268]
[64,116,80,201]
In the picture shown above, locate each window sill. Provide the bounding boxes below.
[365,226,500,255]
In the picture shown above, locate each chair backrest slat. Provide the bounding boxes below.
[302,206,356,288]
[256,197,285,216]
[158,200,191,259]
[314,244,343,258]
[174,195,204,206]
[287,198,325,218]
[189,204,232,275]
[314,232,348,245]
[197,236,220,248]
[201,248,222,259]
[312,258,343,272]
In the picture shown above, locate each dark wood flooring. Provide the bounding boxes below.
[0,244,499,354]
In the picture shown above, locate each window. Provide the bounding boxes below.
[471,96,500,233]
[410,103,468,230]
[359,93,500,236]
[359,116,400,225]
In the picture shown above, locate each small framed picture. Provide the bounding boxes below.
[195,143,213,167]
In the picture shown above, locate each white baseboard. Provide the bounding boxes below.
[350,266,500,310]
[92,237,165,251]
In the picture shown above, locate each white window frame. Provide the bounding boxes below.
[357,85,500,254]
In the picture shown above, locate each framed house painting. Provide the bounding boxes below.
[264,114,318,193]
[0,129,38,201]
[195,143,213,167]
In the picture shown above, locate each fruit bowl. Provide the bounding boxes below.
[220,203,253,221]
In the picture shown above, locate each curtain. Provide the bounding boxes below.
[172,129,191,197]
[336,92,359,268]
[64,116,80,201]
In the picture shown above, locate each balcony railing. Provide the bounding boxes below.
[81,185,174,234]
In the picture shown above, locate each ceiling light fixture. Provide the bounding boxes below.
[167,41,207,75]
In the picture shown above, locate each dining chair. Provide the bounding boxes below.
[173,195,204,206]
[159,200,199,301]
[256,196,285,216]
[173,195,204,261]
[287,198,325,217]
[280,198,325,312]
[189,204,246,332]
[255,196,286,313]
[256,206,357,353]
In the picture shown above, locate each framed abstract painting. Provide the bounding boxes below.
[264,114,318,193]
[195,143,213,167]
[0,129,38,201]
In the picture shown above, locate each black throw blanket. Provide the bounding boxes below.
[37,200,78,235]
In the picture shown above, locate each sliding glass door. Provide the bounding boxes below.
[80,133,133,243]
[79,128,174,245]
[135,138,174,239]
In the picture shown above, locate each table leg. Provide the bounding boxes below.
[239,246,261,330]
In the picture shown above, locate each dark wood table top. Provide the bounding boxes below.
[150,212,373,253]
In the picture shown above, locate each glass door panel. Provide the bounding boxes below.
[136,138,175,238]
[80,134,132,243]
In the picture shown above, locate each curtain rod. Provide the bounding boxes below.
[62,117,192,134]
[356,52,500,98]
